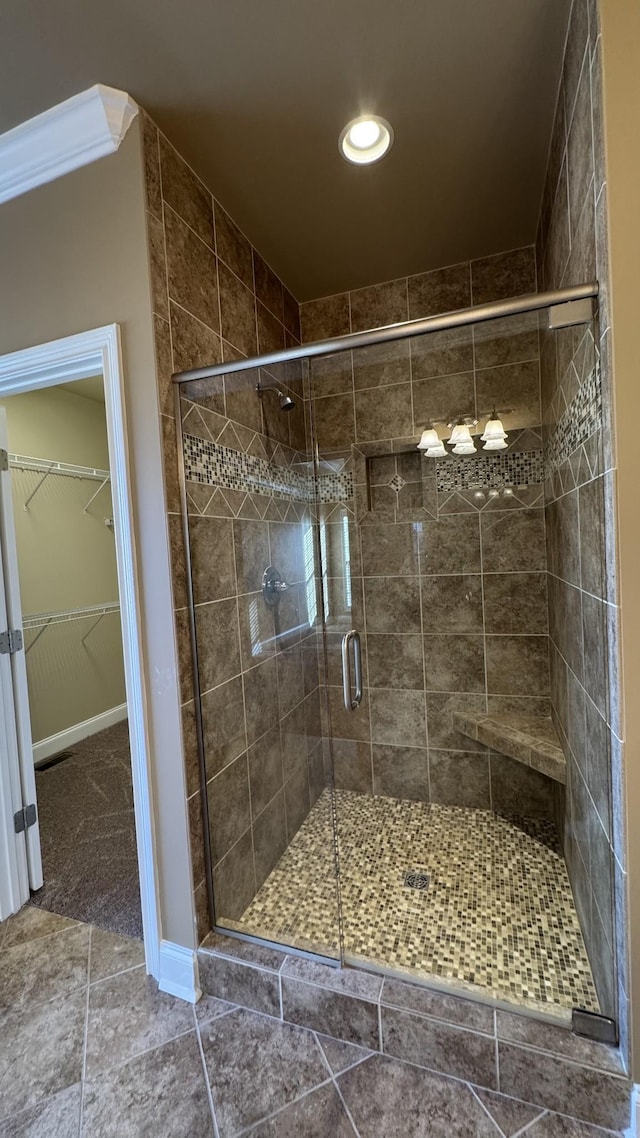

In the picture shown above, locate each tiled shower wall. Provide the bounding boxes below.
[141,113,324,936]
[301,249,561,821]
[536,0,623,1025]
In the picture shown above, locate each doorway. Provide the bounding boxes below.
[0,326,159,974]
[0,375,141,937]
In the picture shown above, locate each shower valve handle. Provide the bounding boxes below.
[262,565,289,607]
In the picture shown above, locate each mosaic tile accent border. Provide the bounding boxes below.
[236,789,600,1016]
[317,471,354,503]
[184,432,355,505]
[545,361,602,478]
[184,433,309,500]
[434,447,544,492]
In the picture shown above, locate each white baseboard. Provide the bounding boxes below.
[158,940,200,1004]
[33,702,128,765]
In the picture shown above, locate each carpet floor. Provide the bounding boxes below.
[30,720,142,939]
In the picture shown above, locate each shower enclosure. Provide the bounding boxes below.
[174,281,618,1036]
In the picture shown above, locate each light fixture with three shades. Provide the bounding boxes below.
[417,412,508,457]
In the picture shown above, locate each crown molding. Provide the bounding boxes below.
[0,84,139,205]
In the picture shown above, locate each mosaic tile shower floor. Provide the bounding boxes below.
[233,789,599,1017]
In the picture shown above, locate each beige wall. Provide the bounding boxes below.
[0,385,125,744]
[0,123,195,949]
[599,0,640,1081]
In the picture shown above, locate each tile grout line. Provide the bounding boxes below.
[193,1012,221,1138]
[494,1006,500,1093]
[83,1025,198,1084]
[468,1085,509,1138]
[0,918,85,956]
[88,960,147,990]
[77,924,93,1137]
[331,1072,364,1138]
[233,1074,336,1137]
[312,1035,364,1138]
[510,1110,548,1137]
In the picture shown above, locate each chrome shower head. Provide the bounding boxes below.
[256,382,296,412]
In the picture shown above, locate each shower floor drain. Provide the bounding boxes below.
[403,871,430,891]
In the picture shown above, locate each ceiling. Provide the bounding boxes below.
[58,376,105,404]
[0,0,571,300]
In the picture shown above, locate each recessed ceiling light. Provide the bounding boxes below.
[339,115,393,165]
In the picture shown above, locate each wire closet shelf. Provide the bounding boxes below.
[23,602,120,653]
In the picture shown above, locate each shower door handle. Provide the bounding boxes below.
[341,629,363,711]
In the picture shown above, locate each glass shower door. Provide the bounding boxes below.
[177,360,342,959]
[308,306,616,1028]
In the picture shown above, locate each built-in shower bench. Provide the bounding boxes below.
[452,711,566,784]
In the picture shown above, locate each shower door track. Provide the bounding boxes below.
[172,281,598,385]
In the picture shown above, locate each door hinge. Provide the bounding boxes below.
[0,629,23,655]
[14,803,37,834]
[0,449,7,472]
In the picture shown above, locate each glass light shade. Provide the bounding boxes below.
[425,443,447,458]
[417,427,440,450]
[452,440,477,455]
[481,416,507,442]
[339,115,394,165]
[482,438,508,451]
[448,423,472,445]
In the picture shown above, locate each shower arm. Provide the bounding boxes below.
[171,282,598,386]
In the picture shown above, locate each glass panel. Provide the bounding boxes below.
[307,308,616,1024]
[179,361,341,958]
[540,312,617,1023]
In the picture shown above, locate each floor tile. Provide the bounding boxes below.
[81,1032,214,1137]
[89,926,145,984]
[381,1003,497,1086]
[194,993,236,1027]
[0,989,86,1120]
[316,1033,373,1074]
[338,1054,501,1137]
[281,976,380,1050]
[199,1007,329,1136]
[239,788,599,1015]
[85,964,195,1076]
[198,951,281,1016]
[281,955,382,1000]
[0,1084,81,1137]
[520,1112,623,1137]
[498,1043,630,1131]
[472,1087,543,1136]
[0,906,78,950]
[0,924,89,1010]
[247,1082,357,1136]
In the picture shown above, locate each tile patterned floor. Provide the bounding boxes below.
[0,905,622,1137]
[236,790,599,1016]
[31,720,142,938]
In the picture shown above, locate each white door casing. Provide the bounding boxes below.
[0,414,30,918]
[0,325,161,976]
[0,407,43,904]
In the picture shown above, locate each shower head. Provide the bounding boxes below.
[256,382,296,412]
